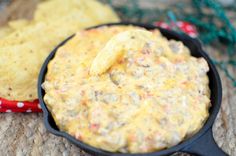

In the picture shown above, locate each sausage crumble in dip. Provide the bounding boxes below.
[43,25,210,153]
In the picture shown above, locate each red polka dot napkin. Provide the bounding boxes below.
[154,21,198,38]
[0,98,42,113]
[0,21,198,113]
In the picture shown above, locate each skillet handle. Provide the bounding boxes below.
[182,129,228,156]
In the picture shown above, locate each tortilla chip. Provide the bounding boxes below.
[0,0,120,101]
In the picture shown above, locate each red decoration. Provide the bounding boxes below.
[154,21,198,38]
[0,98,42,113]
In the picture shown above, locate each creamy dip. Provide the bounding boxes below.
[43,25,210,153]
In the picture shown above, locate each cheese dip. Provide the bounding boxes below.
[43,26,210,153]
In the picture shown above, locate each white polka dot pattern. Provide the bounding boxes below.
[0,97,42,112]
[38,104,41,109]
[17,102,24,108]
[26,109,32,113]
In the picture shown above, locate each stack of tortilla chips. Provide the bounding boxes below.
[0,0,120,112]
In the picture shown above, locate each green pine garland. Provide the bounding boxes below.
[108,0,236,87]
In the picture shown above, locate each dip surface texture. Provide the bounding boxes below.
[43,26,211,153]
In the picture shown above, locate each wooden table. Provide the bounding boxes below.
[0,0,235,155]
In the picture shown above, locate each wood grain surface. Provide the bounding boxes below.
[0,0,235,156]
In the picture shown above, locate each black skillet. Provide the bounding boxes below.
[38,23,227,156]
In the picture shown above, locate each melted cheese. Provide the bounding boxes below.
[43,26,210,153]
[90,29,160,75]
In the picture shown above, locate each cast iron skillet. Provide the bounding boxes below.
[38,22,227,156]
